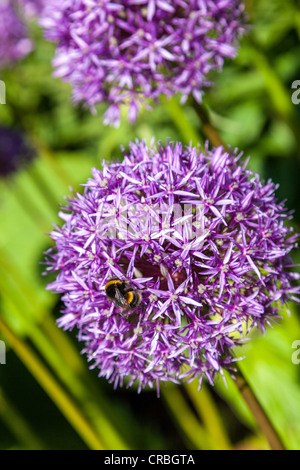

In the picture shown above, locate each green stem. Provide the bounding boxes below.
[160,95,201,146]
[245,43,300,165]
[161,384,215,450]
[184,381,232,450]
[0,316,105,450]
[191,99,226,148]
[232,361,285,450]
[245,44,294,122]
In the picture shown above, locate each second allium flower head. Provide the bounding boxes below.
[40,0,246,126]
[0,125,36,178]
[45,140,299,392]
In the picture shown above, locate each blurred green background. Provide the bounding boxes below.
[0,0,299,450]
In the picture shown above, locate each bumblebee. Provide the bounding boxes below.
[105,278,142,311]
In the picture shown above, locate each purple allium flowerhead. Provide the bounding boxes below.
[0,0,33,68]
[0,125,36,178]
[45,140,299,393]
[40,0,246,127]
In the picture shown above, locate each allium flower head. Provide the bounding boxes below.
[0,125,36,178]
[0,0,33,67]
[40,0,246,126]
[45,140,299,392]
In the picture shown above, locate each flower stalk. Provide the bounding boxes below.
[0,316,106,450]
[191,99,226,148]
[232,361,285,450]
[184,381,232,450]
[161,384,216,450]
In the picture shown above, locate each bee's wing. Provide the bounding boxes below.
[114,288,128,308]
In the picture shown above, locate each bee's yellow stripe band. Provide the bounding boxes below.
[126,291,134,304]
[105,279,122,291]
